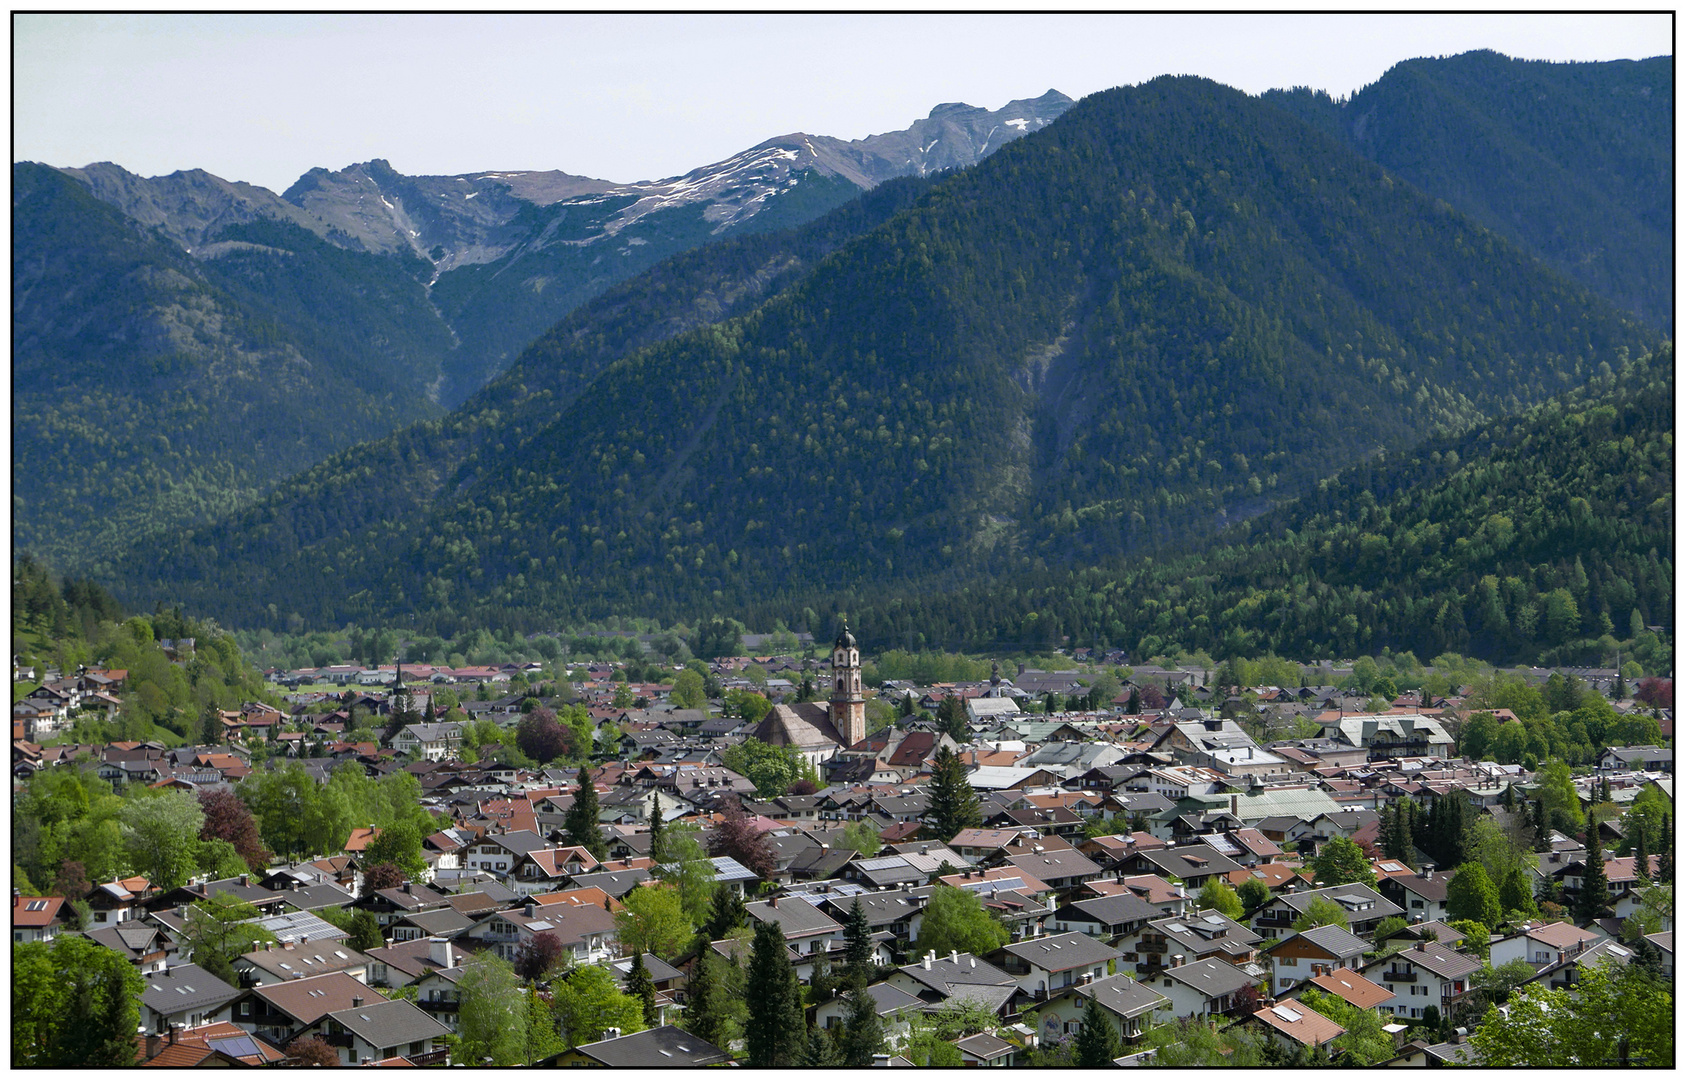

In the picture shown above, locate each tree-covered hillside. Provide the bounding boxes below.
[117,76,1657,633]
[1265,51,1672,330]
[11,163,451,572]
[808,343,1672,669]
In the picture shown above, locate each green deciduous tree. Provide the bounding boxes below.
[914,885,1008,959]
[1470,959,1672,1066]
[614,884,694,960]
[1309,835,1376,887]
[1197,879,1243,919]
[455,951,529,1065]
[550,962,647,1049]
[1291,896,1350,933]
[13,935,146,1066]
[119,789,205,891]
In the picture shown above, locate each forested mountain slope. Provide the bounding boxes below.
[1265,51,1672,330]
[110,176,942,622]
[812,343,1673,669]
[118,76,1658,632]
[11,163,451,571]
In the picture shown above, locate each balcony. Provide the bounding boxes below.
[1381,970,1418,983]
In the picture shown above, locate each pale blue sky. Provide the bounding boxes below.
[13,12,1672,194]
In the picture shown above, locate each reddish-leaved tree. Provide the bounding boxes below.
[285,1036,342,1067]
[516,708,571,765]
[51,859,91,902]
[514,930,566,983]
[361,862,407,892]
[199,789,274,873]
[709,794,776,880]
[1636,677,1673,710]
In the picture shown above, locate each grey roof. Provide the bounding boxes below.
[142,962,242,1017]
[1148,911,1261,957]
[995,931,1121,973]
[324,998,450,1050]
[1163,956,1257,998]
[242,941,368,980]
[611,953,686,985]
[855,981,925,1017]
[955,1031,1016,1059]
[897,953,1017,994]
[1005,848,1105,881]
[567,868,652,898]
[569,1024,731,1067]
[87,920,165,957]
[747,897,844,939]
[1268,923,1369,960]
[279,882,358,911]
[255,909,350,944]
[1074,973,1169,1018]
[395,907,477,937]
[821,886,931,928]
[1062,892,1162,927]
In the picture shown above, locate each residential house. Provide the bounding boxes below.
[1036,972,1167,1046]
[746,895,844,959]
[988,931,1122,1003]
[1049,891,1162,945]
[140,963,242,1034]
[548,1025,731,1067]
[302,998,451,1065]
[462,898,618,966]
[814,981,922,1045]
[235,939,370,986]
[86,920,171,973]
[884,951,1019,1016]
[1117,912,1261,978]
[1151,956,1260,1022]
[1250,882,1402,940]
[1242,1002,1346,1055]
[1359,940,1481,1021]
[12,893,68,942]
[1488,921,1599,970]
[1262,924,1370,996]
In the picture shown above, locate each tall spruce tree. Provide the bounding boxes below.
[843,898,874,989]
[1658,825,1674,882]
[648,791,666,864]
[744,919,804,1067]
[680,948,729,1051]
[1574,842,1609,924]
[839,984,885,1066]
[564,766,607,860]
[1073,990,1122,1066]
[927,745,981,842]
[626,951,659,1027]
[1632,830,1650,885]
[801,1025,839,1066]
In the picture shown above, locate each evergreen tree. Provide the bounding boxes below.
[1127,686,1143,715]
[744,919,804,1067]
[1633,830,1650,885]
[1658,825,1673,882]
[843,897,874,988]
[704,882,748,940]
[927,745,981,842]
[626,951,659,1028]
[680,948,729,1051]
[801,1024,839,1066]
[563,766,607,860]
[839,984,885,1066]
[648,791,666,864]
[1073,990,1122,1067]
[936,695,969,743]
[1574,842,1609,924]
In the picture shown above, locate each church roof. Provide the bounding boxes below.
[755,703,845,750]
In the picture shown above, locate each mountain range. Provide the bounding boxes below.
[13,91,1073,569]
[105,57,1668,642]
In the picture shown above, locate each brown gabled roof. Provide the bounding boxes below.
[1251,1002,1346,1047]
[12,895,66,926]
[250,971,390,1026]
[1305,969,1394,1010]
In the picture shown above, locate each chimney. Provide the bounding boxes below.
[12,889,20,907]
[923,951,934,971]
[770,895,778,908]
[169,1024,179,1045]
[602,1027,622,1041]
[950,950,959,964]
[429,937,454,969]
[1416,941,1426,952]
[145,1030,161,1059]
[352,995,364,1008]
[1172,954,1185,968]
[1231,795,1238,816]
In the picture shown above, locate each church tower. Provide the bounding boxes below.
[830,625,866,749]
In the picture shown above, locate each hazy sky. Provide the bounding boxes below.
[14,12,1672,194]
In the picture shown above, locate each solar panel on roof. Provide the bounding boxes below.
[208,1035,260,1059]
